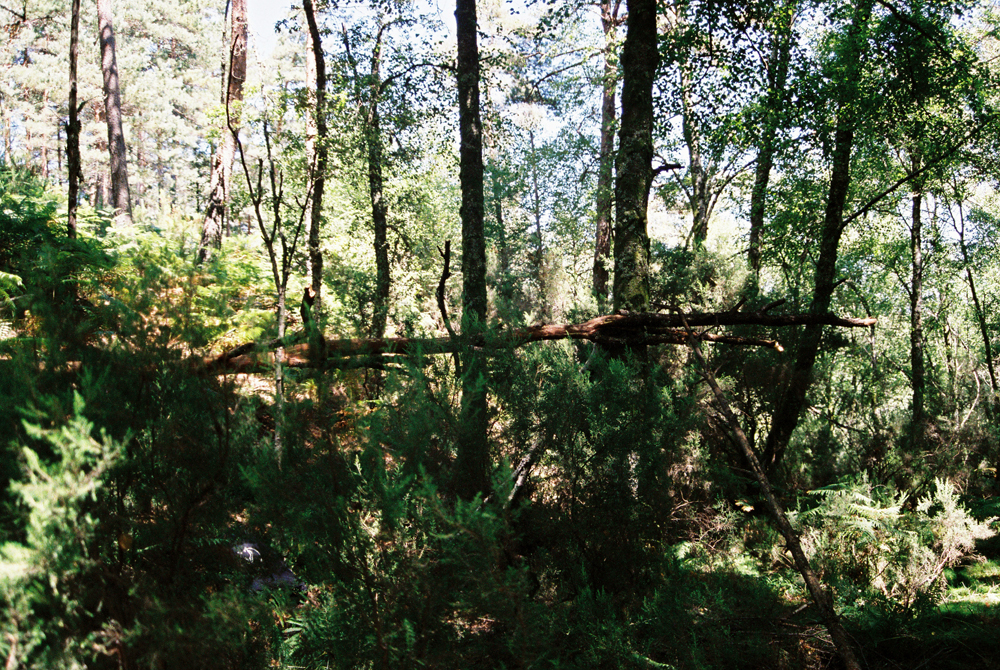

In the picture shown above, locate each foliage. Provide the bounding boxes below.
[1,393,121,668]
[3,0,1000,668]
[793,475,996,618]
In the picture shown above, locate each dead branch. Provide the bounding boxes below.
[199,309,876,374]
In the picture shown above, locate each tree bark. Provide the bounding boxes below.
[592,0,619,304]
[613,0,659,313]
[528,129,547,317]
[201,309,876,374]
[955,204,997,400]
[748,0,795,274]
[198,0,247,263]
[97,0,133,227]
[680,61,714,247]
[67,0,82,239]
[909,153,926,437]
[761,0,874,470]
[303,0,327,315]
[366,26,390,340]
[455,0,490,500]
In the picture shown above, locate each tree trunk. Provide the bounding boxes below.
[455,0,490,501]
[67,0,82,238]
[198,0,247,263]
[1,98,11,159]
[366,31,390,340]
[762,0,874,469]
[202,310,876,374]
[492,171,513,303]
[40,91,49,181]
[909,153,926,437]
[304,0,327,315]
[613,0,659,313]
[748,0,795,274]
[98,0,133,227]
[529,129,547,318]
[592,0,619,304]
[680,62,714,247]
[955,205,997,401]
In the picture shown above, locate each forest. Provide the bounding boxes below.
[1,0,1000,667]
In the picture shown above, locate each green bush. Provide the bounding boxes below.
[0,393,122,668]
[793,475,995,618]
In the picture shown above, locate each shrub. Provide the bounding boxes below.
[793,475,996,617]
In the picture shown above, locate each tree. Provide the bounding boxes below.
[762,0,875,469]
[592,0,620,303]
[613,0,658,313]
[747,0,797,274]
[197,0,248,263]
[67,0,82,238]
[303,0,327,316]
[455,0,490,500]
[97,0,133,227]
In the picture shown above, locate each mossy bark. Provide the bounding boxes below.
[613,0,658,314]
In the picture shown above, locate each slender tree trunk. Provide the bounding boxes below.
[762,0,874,469]
[98,0,133,227]
[748,0,795,274]
[529,129,547,317]
[613,0,659,313]
[956,203,997,400]
[365,34,390,340]
[680,62,714,246]
[909,154,926,437]
[1,98,11,159]
[592,0,619,304]
[492,173,512,301]
[303,0,327,315]
[67,0,82,238]
[455,0,490,501]
[40,91,49,180]
[304,24,316,266]
[198,0,246,263]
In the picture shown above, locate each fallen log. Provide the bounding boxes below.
[201,309,877,375]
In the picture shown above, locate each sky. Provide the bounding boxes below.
[246,0,294,58]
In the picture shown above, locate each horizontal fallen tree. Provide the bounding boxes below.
[201,304,877,375]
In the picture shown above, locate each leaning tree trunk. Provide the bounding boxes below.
[67,0,82,238]
[198,0,247,263]
[762,0,874,469]
[97,0,133,227]
[592,0,619,304]
[613,0,658,314]
[303,0,327,315]
[455,0,490,501]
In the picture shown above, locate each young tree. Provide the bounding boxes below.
[747,0,797,274]
[198,0,247,263]
[67,0,82,238]
[592,0,620,303]
[97,0,133,227]
[303,0,327,315]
